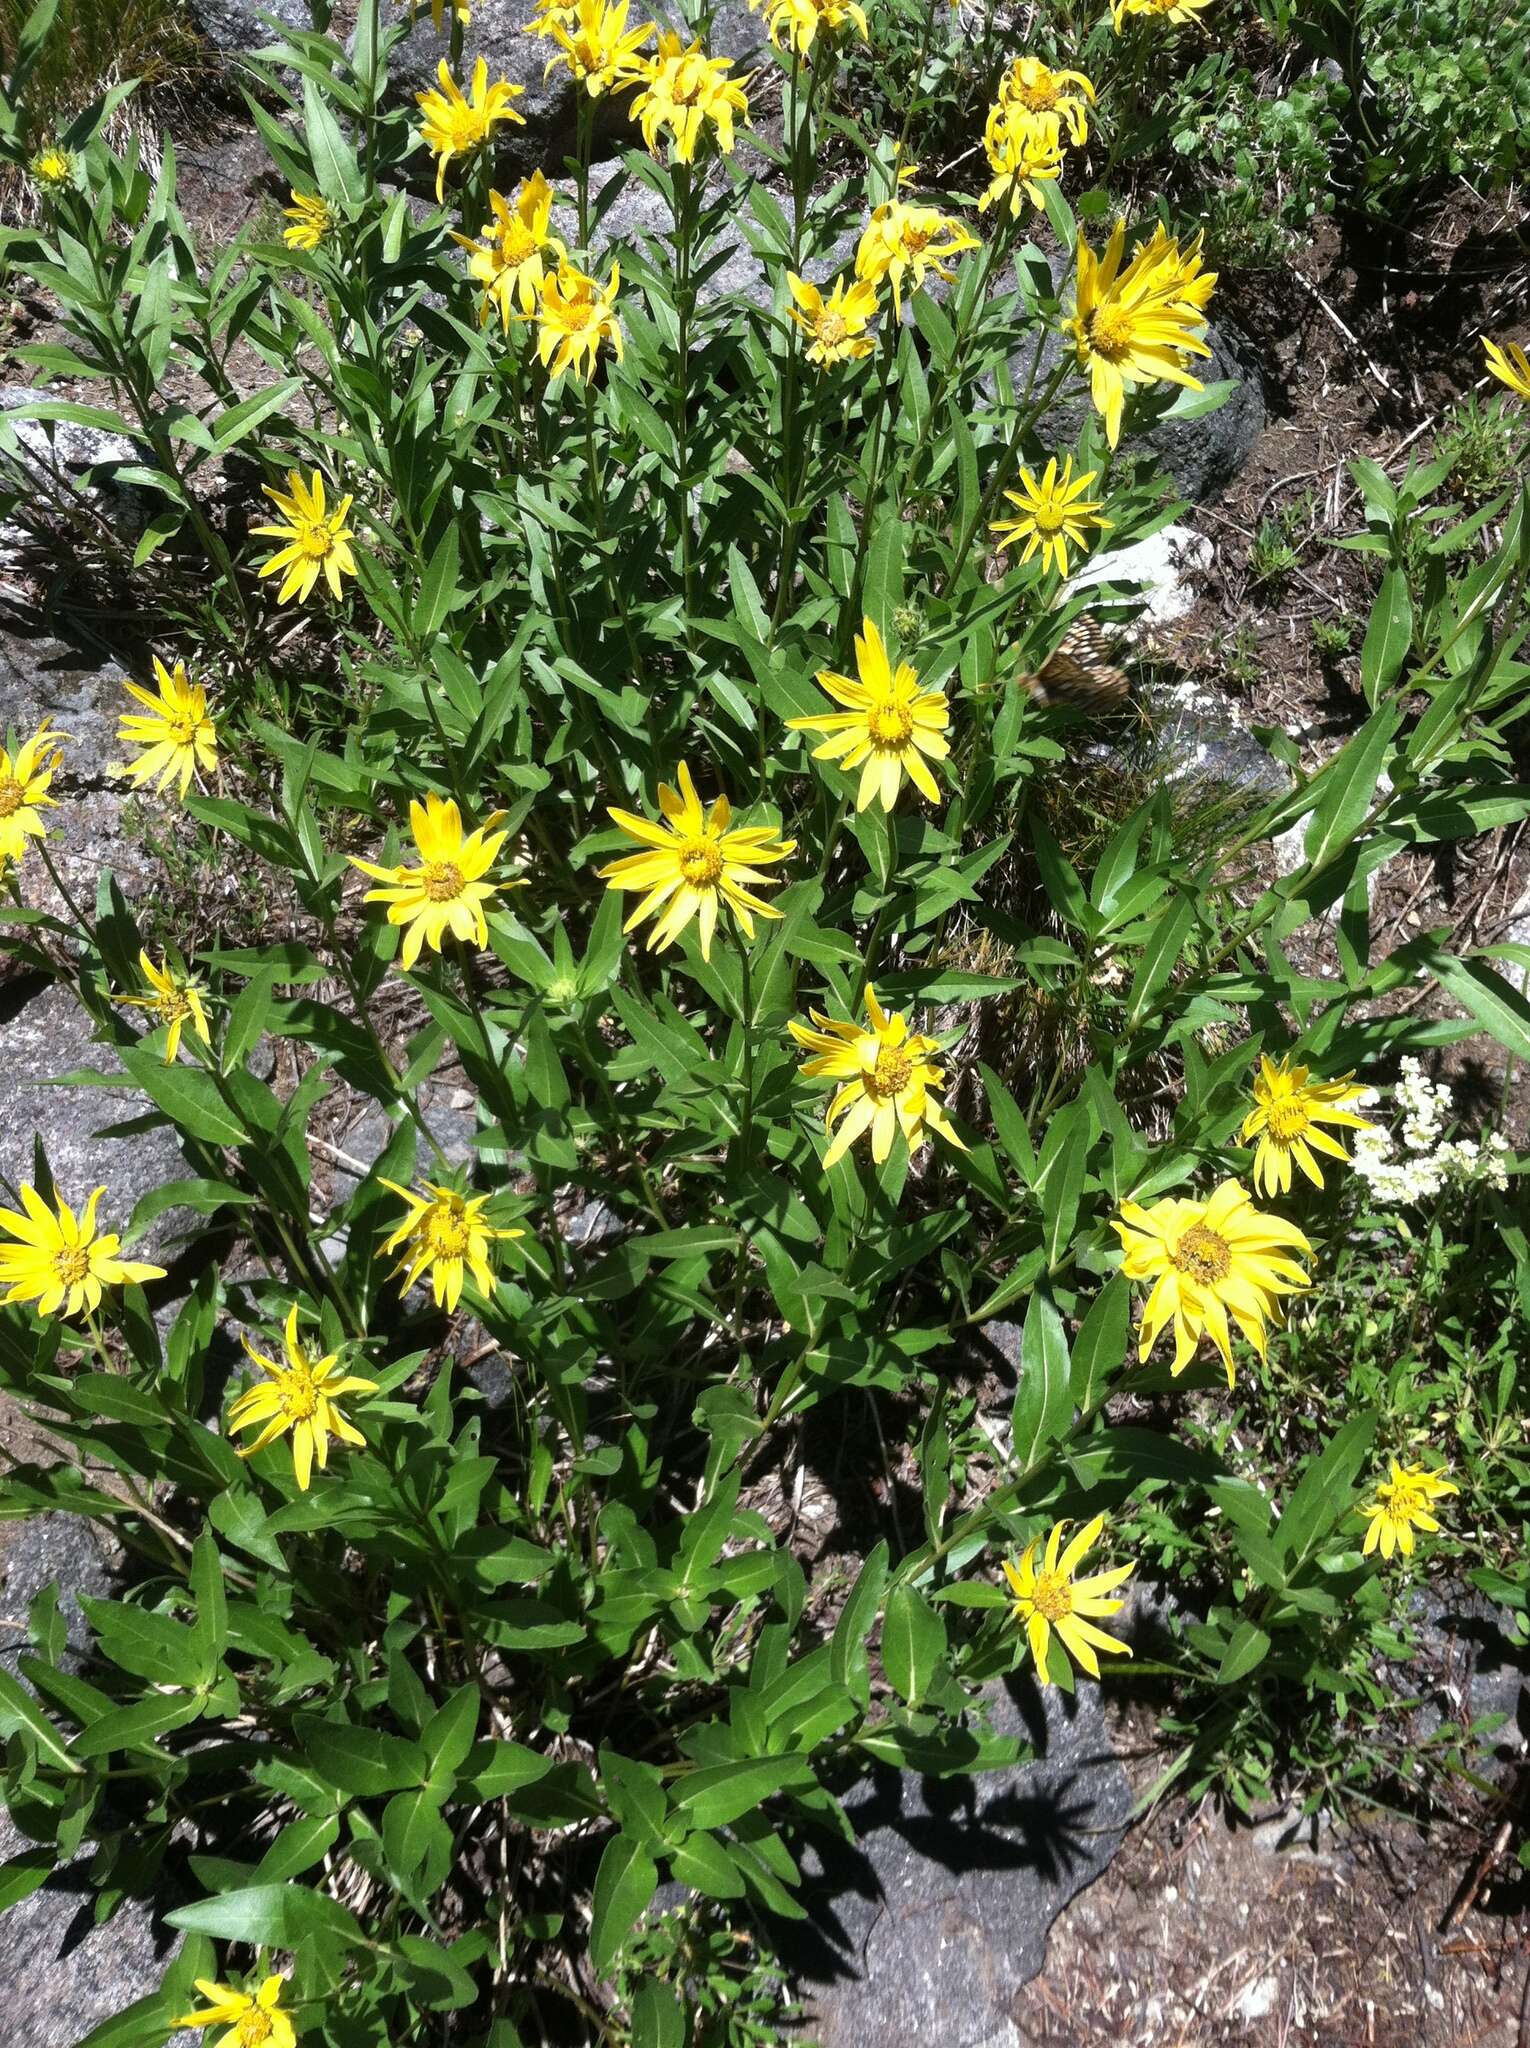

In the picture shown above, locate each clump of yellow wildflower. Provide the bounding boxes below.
[1358,1460,1459,1560]
[349,793,512,970]
[115,657,218,797]
[0,720,65,867]
[1004,1514,1134,1687]
[379,1180,524,1312]
[227,1305,377,1492]
[1067,219,1212,447]
[631,31,750,162]
[115,950,211,1063]
[416,56,526,200]
[789,985,965,1168]
[532,258,624,381]
[786,272,880,367]
[454,173,566,325]
[787,616,949,812]
[0,1183,165,1319]
[855,199,978,315]
[990,456,1111,578]
[252,468,358,604]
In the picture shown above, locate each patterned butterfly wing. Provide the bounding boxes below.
[1020,619,1130,715]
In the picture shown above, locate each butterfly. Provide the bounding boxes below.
[1017,617,1131,716]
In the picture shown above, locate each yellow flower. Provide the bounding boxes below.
[854,199,979,315]
[0,1183,165,1319]
[631,31,750,162]
[173,1975,297,2048]
[1358,1460,1458,1560]
[0,720,65,866]
[281,190,334,251]
[787,615,950,812]
[1112,1179,1312,1386]
[541,0,653,97]
[1240,1053,1375,1198]
[1136,221,1217,317]
[750,0,867,57]
[379,1180,524,1311]
[398,0,471,27]
[1484,336,1530,402]
[990,455,1111,578]
[1113,0,1213,25]
[532,257,624,381]
[116,657,218,797]
[416,56,526,201]
[349,793,512,970]
[453,173,566,324]
[115,949,211,1064]
[227,1305,377,1493]
[252,468,358,605]
[977,104,1068,219]
[786,271,880,367]
[999,56,1095,143]
[597,760,794,961]
[1066,218,1212,448]
[1003,1514,1134,1687]
[789,985,964,1168]
[28,144,76,189]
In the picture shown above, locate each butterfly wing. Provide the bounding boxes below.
[1021,620,1130,714]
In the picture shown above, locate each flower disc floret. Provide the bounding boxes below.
[251,468,357,604]
[786,615,950,812]
[0,1182,165,1319]
[1240,1052,1374,1196]
[597,760,794,960]
[226,1304,377,1492]
[990,455,1111,578]
[349,793,513,970]
[416,56,526,199]
[1003,1513,1134,1687]
[1112,1179,1312,1385]
[788,984,965,1168]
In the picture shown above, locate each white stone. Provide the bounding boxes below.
[1065,523,1215,636]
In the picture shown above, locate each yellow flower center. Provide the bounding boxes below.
[423,860,465,902]
[1014,75,1058,110]
[0,776,24,817]
[1264,1098,1310,1144]
[678,838,724,885]
[1378,1474,1428,1520]
[868,698,914,747]
[1086,304,1136,360]
[870,1045,914,1097]
[902,222,933,253]
[294,518,334,560]
[235,2010,274,2048]
[816,311,848,348]
[1030,498,1067,533]
[426,1206,472,1258]
[166,713,201,746]
[154,990,192,1026]
[1028,1568,1072,1621]
[501,221,536,263]
[1172,1222,1232,1285]
[53,1245,93,1287]
[280,1367,320,1422]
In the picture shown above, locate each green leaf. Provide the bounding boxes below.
[414,524,462,642]
[0,1668,83,1772]
[588,1833,658,1975]
[165,1880,365,1948]
[70,1693,202,1758]
[880,1583,946,1706]
[828,1539,889,1705]
[117,1049,251,1146]
[1215,1621,1272,1685]
[211,378,302,453]
[422,1683,480,1793]
[1360,567,1413,705]
[670,1757,813,1830]
[294,1715,428,1797]
[1011,1285,1072,1473]
[1069,1274,1130,1413]
[631,1979,686,2048]
[1302,703,1400,875]
[1425,950,1530,1062]
[302,76,363,206]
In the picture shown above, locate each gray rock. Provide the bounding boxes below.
[1400,1584,1527,1778]
[0,386,144,564]
[0,979,196,1267]
[186,0,310,54]
[785,1680,1130,2046]
[0,1513,114,1672]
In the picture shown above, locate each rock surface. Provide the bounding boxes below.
[783,1679,1131,2046]
[187,0,310,51]
[0,386,143,565]
[377,0,588,180]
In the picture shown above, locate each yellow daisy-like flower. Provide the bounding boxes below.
[1067,218,1212,449]
[115,949,211,1064]
[349,793,511,971]
[252,468,358,605]
[1358,1460,1458,1560]
[281,190,335,251]
[1003,1514,1134,1688]
[1483,336,1530,402]
[787,615,950,813]
[0,720,65,866]
[1136,221,1218,318]
[532,258,624,382]
[999,56,1095,143]
[1239,1053,1375,1198]
[115,657,218,798]
[1113,0,1213,24]
[28,144,76,190]
[854,199,979,316]
[977,104,1068,219]
[630,31,750,163]
[788,984,965,1168]
[416,56,526,201]
[398,0,471,28]
[990,455,1111,578]
[750,0,867,57]
[453,173,567,325]
[540,0,653,97]
[597,760,795,961]
[786,272,880,367]
[378,1180,524,1312]
[227,1305,378,1493]
[1112,1179,1312,1387]
[172,1975,297,2048]
[0,1183,165,1319]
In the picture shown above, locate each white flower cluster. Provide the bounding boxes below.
[1350,1058,1512,1207]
